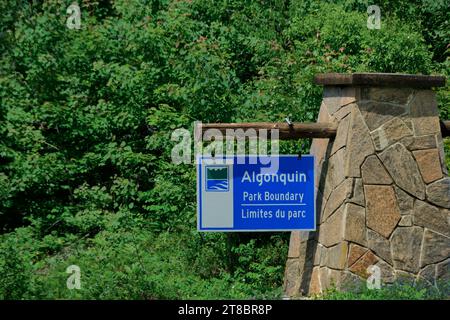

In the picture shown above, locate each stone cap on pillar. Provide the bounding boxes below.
[314,73,446,88]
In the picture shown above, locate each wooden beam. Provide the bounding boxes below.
[441,120,450,138]
[199,122,338,139]
[198,120,450,139]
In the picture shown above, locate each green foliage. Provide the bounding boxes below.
[320,280,450,300]
[286,2,433,74]
[0,0,448,299]
[0,232,33,299]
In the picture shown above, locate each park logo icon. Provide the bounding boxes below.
[205,166,229,192]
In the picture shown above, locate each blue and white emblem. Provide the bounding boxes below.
[205,166,229,192]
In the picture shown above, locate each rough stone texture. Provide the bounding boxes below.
[326,242,348,270]
[395,270,416,284]
[308,267,321,295]
[317,100,334,123]
[436,259,449,282]
[327,269,343,290]
[340,271,365,292]
[347,244,368,267]
[333,103,353,121]
[322,179,352,222]
[365,185,401,238]
[322,170,334,205]
[318,268,342,291]
[391,227,423,273]
[319,246,328,267]
[413,149,443,184]
[316,181,327,223]
[326,147,346,192]
[401,135,437,151]
[331,115,350,155]
[343,203,366,246]
[361,155,392,185]
[284,237,317,296]
[418,264,436,285]
[310,102,332,184]
[284,259,301,296]
[349,251,378,278]
[319,205,345,247]
[379,143,426,200]
[375,260,395,284]
[288,231,302,258]
[348,178,365,206]
[412,116,440,136]
[345,107,375,177]
[371,117,413,151]
[403,119,414,131]
[421,229,450,267]
[426,177,450,209]
[409,90,438,117]
[323,86,357,115]
[360,87,413,105]
[394,186,414,215]
[285,77,449,297]
[413,200,450,237]
[317,268,329,292]
[436,135,448,175]
[398,215,413,227]
[314,244,323,266]
[367,229,392,265]
[358,101,406,131]
[284,97,334,297]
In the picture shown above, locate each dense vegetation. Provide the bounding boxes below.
[0,0,448,299]
[321,280,450,300]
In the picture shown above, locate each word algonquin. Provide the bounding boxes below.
[241,170,307,186]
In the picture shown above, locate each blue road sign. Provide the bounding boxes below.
[197,155,315,231]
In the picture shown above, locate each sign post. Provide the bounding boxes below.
[197,155,315,231]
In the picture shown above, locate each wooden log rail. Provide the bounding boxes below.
[199,122,337,139]
[199,120,450,139]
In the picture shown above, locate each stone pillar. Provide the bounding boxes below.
[284,73,449,297]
